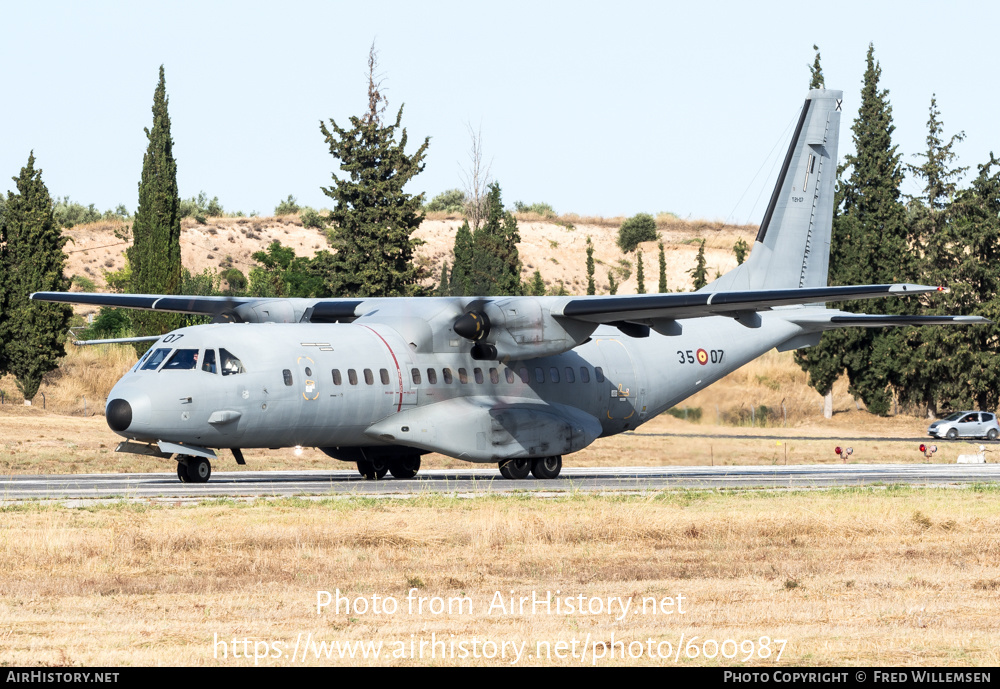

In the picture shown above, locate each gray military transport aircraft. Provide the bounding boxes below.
[32,88,986,483]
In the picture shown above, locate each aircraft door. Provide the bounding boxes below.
[296,355,322,428]
[596,339,639,422]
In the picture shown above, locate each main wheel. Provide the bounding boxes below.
[498,458,531,480]
[531,455,562,479]
[389,456,421,479]
[357,458,388,480]
[946,428,958,440]
[176,460,190,483]
[186,456,212,483]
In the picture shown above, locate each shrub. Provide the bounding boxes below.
[424,189,466,213]
[222,268,247,292]
[617,212,658,252]
[666,406,702,422]
[52,197,102,228]
[275,194,301,216]
[71,274,97,292]
[300,208,326,228]
[513,201,555,217]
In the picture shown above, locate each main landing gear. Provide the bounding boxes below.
[356,455,422,480]
[176,455,211,483]
[498,455,562,480]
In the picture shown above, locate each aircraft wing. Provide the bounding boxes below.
[553,283,948,323]
[30,292,254,314]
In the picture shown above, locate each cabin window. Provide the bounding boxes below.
[505,368,515,384]
[305,366,312,377]
[364,369,374,385]
[283,369,293,386]
[426,368,437,384]
[220,349,246,375]
[199,349,217,374]
[549,367,560,383]
[380,369,390,385]
[474,368,484,384]
[443,368,454,384]
[141,347,171,371]
[163,349,199,370]
[519,367,530,384]
[411,368,422,385]
[580,367,590,383]
[564,366,575,383]
[534,367,545,383]
[348,369,358,385]
[332,369,342,385]
[458,368,469,384]
[595,367,605,383]
[489,368,499,384]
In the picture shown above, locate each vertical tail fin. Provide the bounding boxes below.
[707,88,842,292]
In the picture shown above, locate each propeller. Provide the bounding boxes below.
[453,300,498,360]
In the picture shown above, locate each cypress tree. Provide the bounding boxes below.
[733,237,749,265]
[608,272,618,295]
[320,45,429,297]
[449,220,473,296]
[529,269,546,296]
[585,236,596,295]
[657,240,667,292]
[636,249,646,294]
[437,262,449,296]
[797,44,911,416]
[127,65,182,343]
[688,240,707,290]
[0,153,72,400]
[468,183,522,296]
[809,45,825,89]
[897,97,967,415]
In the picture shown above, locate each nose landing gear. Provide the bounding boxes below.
[176,456,212,483]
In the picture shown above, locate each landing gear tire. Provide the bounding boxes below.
[357,458,389,480]
[531,455,562,479]
[188,457,212,483]
[389,456,421,479]
[947,428,958,440]
[176,460,190,483]
[498,458,531,480]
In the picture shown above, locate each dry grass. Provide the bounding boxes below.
[1,490,997,666]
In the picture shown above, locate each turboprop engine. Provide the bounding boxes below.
[453,297,597,361]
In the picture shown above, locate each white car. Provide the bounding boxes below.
[928,411,1000,440]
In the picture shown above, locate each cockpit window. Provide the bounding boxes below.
[220,348,246,375]
[202,349,217,374]
[162,349,199,370]
[141,347,172,371]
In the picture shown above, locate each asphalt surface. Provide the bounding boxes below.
[1,464,998,500]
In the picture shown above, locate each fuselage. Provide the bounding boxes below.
[106,311,809,463]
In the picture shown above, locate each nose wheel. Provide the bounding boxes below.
[176,456,212,483]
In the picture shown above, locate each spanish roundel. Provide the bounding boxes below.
[696,348,708,365]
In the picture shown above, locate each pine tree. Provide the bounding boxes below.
[320,45,429,297]
[437,262,449,296]
[585,236,596,295]
[0,153,72,400]
[688,240,707,290]
[468,183,522,296]
[657,240,667,292]
[809,45,825,89]
[127,66,182,344]
[449,220,473,296]
[636,249,646,294]
[529,269,546,296]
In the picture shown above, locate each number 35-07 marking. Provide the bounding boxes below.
[677,349,724,365]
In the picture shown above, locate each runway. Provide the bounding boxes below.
[1,464,998,500]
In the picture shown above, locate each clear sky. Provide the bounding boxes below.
[2,1,996,223]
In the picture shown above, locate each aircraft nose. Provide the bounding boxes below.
[106,398,132,432]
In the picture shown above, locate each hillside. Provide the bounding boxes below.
[62,213,757,314]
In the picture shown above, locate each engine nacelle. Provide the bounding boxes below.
[457,298,596,361]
